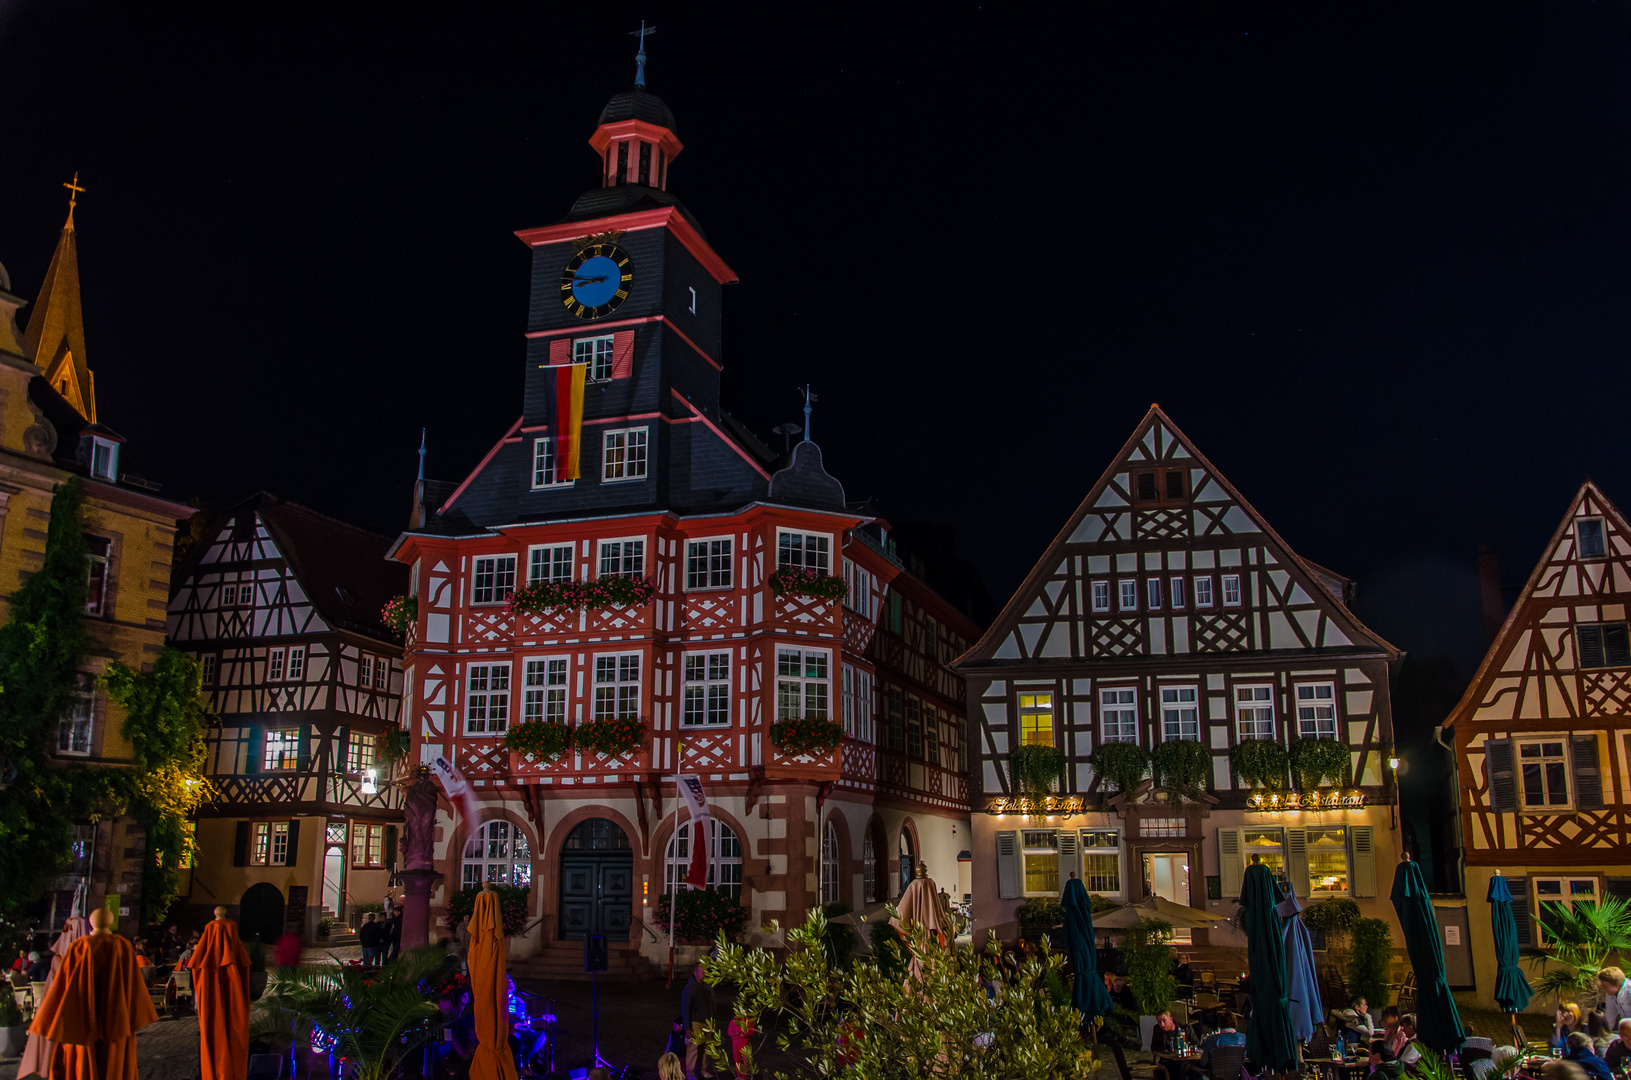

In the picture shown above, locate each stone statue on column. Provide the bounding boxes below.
[399,767,443,951]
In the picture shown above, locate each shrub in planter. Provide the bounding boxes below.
[1230,738,1290,790]
[1016,897,1065,931]
[654,887,749,943]
[381,595,417,634]
[502,720,572,761]
[0,988,24,1056]
[770,716,843,756]
[767,565,847,602]
[1349,916,1393,1008]
[445,884,531,936]
[1151,739,1209,797]
[1089,741,1151,794]
[574,716,646,757]
[1290,737,1350,790]
[1302,896,1361,971]
[1122,917,1178,1016]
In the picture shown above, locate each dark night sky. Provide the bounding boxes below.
[1,3,1628,680]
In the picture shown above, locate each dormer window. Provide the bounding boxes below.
[1578,518,1607,560]
[90,437,118,481]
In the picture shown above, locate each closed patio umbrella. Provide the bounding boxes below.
[1277,885,1323,1044]
[467,885,518,1080]
[1063,877,1115,1022]
[1488,872,1532,1038]
[1240,862,1298,1072]
[891,863,952,983]
[1390,856,1465,1055]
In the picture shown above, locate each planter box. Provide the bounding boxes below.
[767,741,842,782]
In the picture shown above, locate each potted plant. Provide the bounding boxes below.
[654,887,750,945]
[1121,916,1177,1050]
[381,595,417,634]
[317,915,333,941]
[1289,737,1350,792]
[1349,916,1392,1008]
[1088,741,1151,796]
[0,985,25,1057]
[1150,739,1209,799]
[770,716,844,757]
[1229,738,1290,791]
[1016,897,1066,945]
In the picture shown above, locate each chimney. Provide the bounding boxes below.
[1478,546,1504,645]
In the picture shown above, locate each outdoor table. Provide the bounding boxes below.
[1152,1051,1202,1080]
[1305,1056,1371,1080]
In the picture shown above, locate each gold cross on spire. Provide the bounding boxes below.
[63,172,85,225]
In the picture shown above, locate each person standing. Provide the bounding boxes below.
[358,913,383,965]
[28,907,158,1080]
[386,908,403,962]
[1601,969,1631,1030]
[680,961,716,1079]
[193,907,251,1080]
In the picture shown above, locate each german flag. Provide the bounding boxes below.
[541,361,587,480]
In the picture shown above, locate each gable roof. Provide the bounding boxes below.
[959,404,1399,667]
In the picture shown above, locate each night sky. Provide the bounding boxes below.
[1,4,1628,688]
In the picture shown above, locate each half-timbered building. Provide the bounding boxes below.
[956,406,1403,944]
[387,62,976,970]
[1450,480,1631,1008]
[167,494,407,940]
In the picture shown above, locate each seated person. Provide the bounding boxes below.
[1187,1010,1246,1080]
[1556,1004,1586,1051]
[1567,1032,1615,1080]
[1379,1006,1405,1055]
[1397,1014,1421,1067]
[1343,997,1378,1042]
[1604,1019,1631,1073]
[1369,1041,1404,1080]
[1543,1063,1589,1080]
[1150,1010,1180,1054]
[1175,954,1196,990]
[25,952,49,982]
[1588,1010,1614,1057]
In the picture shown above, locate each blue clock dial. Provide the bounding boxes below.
[559,243,635,319]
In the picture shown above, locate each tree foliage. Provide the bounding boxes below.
[703,910,1099,1078]
[1524,895,1631,1004]
[1349,916,1393,1007]
[1122,917,1178,1015]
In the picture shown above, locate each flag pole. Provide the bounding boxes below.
[667,738,682,988]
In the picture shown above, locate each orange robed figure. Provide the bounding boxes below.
[192,907,251,1080]
[27,908,158,1080]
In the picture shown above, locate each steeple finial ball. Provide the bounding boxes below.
[1150,402,1160,410]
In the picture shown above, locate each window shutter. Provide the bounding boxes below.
[549,338,571,366]
[1606,877,1631,903]
[1508,876,1533,947]
[1286,827,1311,899]
[996,831,1021,900]
[296,725,312,773]
[1573,735,1604,810]
[1349,825,1376,897]
[1607,624,1631,666]
[1218,828,1244,899]
[610,330,635,379]
[335,728,348,771]
[1057,831,1080,886]
[1579,626,1607,669]
[246,725,263,775]
[385,825,399,870]
[285,820,300,865]
[233,821,250,867]
[1485,738,1517,812]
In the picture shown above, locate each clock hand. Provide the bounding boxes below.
[573,274,608,285]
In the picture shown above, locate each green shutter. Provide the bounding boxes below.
[285,820,301,865]
[1057,830,1080,886]
[1286,827,1311,899]
[233,822,250,866]
[996,830,1021,899]
[1218,828,1243,898]
[1349,825,1376,897]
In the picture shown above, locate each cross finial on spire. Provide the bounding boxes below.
[801,384,818,443]
[630,21,657,87]
[63,172,85,226]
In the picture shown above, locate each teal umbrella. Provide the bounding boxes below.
[1391,857,1465,1054]
[1240,862,1298,1072]
[1488,873,1532,1014]
[1062,877,1114,1021]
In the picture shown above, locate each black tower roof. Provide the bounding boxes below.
[598,87,677,134]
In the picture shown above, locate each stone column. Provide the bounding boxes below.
[400,770,442,950]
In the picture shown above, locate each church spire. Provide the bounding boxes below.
[23,175,97,423]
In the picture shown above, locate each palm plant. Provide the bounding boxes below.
[1524,897,1631,1004]
[251,947,455,1080]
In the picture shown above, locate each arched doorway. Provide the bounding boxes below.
[559,818,632,941]
[239,882,285,944]
[898,826,917,895]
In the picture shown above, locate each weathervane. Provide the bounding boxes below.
[630,21,657,87]
[63,172,85,225]
[800,384,817,443]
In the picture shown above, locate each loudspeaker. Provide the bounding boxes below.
[583,934,607,973]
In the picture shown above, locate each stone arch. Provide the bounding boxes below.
[651,803,754,902]
[238,882,284,944]
[541,804,643,943]
[445,805,541,916]
[896,816,922,897]
[862,813,889,904]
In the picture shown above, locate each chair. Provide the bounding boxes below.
[1207,1045,1246,1080]
[169,969,194,1014]
[1307,1023,1334,1061]
[12,986,32,1021]
[1196,990,1220,1009]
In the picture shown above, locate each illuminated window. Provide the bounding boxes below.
[1295,683,1338,738]
[351,822,385,869]
[1243,827,1286,882]
[263,729,300,770]
[57,678,94,756]
[251,822,290,866]
[1082,830,1122,894]
[602,428,648,481]
[462,820,531,887]
[573,335,615,381]
[1306,826,1349,895]
[1022,830,1059,896]
[1017,692,1054,748]
[1235,685,1275,740]
[1518,740,1570,809]
[89,436,119,481]
[593,654,642,721]
[347,733,375,775]
[683,653,730,726]
[1099,687,1138,744]
[1161,686,1199,741]
[665,819,742,898]
[465,664,511,734]
[776,648,829,721]
[1194,576,1214,607]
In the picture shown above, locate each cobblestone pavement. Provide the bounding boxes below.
[0,1012,202,1080]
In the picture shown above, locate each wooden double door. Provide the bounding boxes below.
[558,818,634,941]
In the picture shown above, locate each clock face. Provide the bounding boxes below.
[560,243,634,319]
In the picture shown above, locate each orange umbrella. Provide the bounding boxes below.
[467,886,517,1080]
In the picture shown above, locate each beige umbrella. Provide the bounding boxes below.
[1093,894,1228,929]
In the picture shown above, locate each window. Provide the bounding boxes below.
[862,831,877,902]
[57,680,93,756]
[360,655,373,688]
[602,428,649,481]
[1577,623,1631,669]
[1076,830,1120,894]
[251,822,290,866]
[1017,692,1054,748]
[924,617,938,659]
[925,706,939,765]
[523,658,568,723]
[472,555,517,605]
[776,648,829,721]
[268,648,285,681]
[1147,579,1162,610]
[907,696,923,757]
[347,733,375,774]
[201,654,216,684]
[1169,577,1186,609]
[778,530,831,574]
[531,438,566,488]
[685,538,733,590]
[593,654,641,720]
[1243,827,1286,881]
[1091,581,1110,612]
[1161,686,1199,741]
[1579,519,1608,559]
[263,729,300,770]
[1165,469,1187,500]
[665,819,743,898]
[461,820,531,887]
[688,286,697,314]
[90,436,119,481]
[1194,576,1214,607]
[529,544,573,584]
[1135,472,1159,502]
[351,822,384,868]
[1133,469,1188,503]
[1099,687,1138,744]
[1022,830,1059,895]
[1307,826,1349,894]
[1536,877,1600,943]
[1223,574,1242,607]
[574,335,615,381]
[1141,818,1187,837]
[598,539,645,578]
[885,686,905,751]
[683,653,730,726]
[286,646,305,682]
[466,664,511,734]
[85,536,111,616]
[819,820,841,906]
[374,658,388,690]
[1119,580,1138,611]
[1295,683,1337,738]
[844,559,872,614]
[1235,685,1275,740]
[1519,740,1570,809]
[888,591,902,634]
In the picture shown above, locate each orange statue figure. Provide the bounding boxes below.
[27,907,158,1080]
[192,907,251,1080]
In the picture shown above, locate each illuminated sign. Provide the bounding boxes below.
[1246,789,1365,811]
[985,795,1086,815]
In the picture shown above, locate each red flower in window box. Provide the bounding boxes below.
[574,717,647,757]
[381,595,417,633]
[770,716,843,756]
[506,576,656,615]
[767,566,847,602]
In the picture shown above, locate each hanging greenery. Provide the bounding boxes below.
[1088,741,1151,794]
[1009,744,1065,793]
[654,886,749,943]
[770,716,844,756]
[767,565,848,602]
[1151,740,1209,797]
[1302,896,1362,971]
[501,720,571,760]
[1229,739,1290,790]
[380,595,416,633]
[574,716,646,757]
[1290,737,1351,790]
